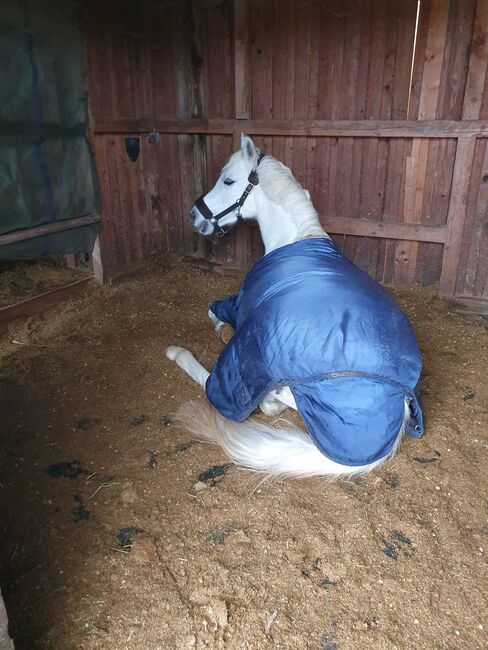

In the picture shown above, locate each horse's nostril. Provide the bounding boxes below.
[189,209,196,224]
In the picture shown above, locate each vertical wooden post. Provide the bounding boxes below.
[439,137,477,296]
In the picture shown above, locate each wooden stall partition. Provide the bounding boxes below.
[85,0,488,303]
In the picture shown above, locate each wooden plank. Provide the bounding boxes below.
[95,135,120,269]
[271,0,292,120]
[462,1,488,119]
[231,130,250,268]
[307,2,320,120]
[0,215,100,247]
[417,0,449,120]
[93,118,488,137]
[324,216,447,243]
[293,2,312,120]
[172,6,196,257]
[450,295,488,316]
[439,136,477,295]
[359,0,387,276]
[313,137,329,217]
[454,139,486,293]
[396,0,449,284]
[437,0,476,120]
[144,131,167,257]
[473,143,488,296]
[398,138,429,282]
[121,134,143,262]
[204,1,233,120]
[0,278,92,324]
[391,0,418,120]
[339,0,363,266]
[285,0,307,185]
[415,138,457,286]
[209,135,235,264]
[113,136,134,263]
[315,0,334,120]
[466,10,488,121]
[250,0,273,119]
[234,0,250,119]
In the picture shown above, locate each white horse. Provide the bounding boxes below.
[165,135,422,478]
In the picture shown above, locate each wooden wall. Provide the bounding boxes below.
[85,0,488,298]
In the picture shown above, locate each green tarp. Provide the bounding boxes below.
[0,0,98,260]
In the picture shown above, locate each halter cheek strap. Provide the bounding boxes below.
[194,153,265,236]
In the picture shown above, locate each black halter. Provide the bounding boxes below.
[194,153,265,236]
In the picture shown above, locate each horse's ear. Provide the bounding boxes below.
[304,189,311,200]
[241,134,258,163]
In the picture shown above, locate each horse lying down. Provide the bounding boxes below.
[166,135,424,479]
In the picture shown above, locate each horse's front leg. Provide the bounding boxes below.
[165,346,209,389]
[208,308,234,344]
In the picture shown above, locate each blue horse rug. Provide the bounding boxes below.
[206,238,424,466]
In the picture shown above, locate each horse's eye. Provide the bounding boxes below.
[223,178,235,186]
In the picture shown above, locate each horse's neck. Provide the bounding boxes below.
[254,195,327,255]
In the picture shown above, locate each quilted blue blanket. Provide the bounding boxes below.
[206,238,424,466]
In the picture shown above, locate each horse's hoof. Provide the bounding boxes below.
[220,323,235,344]
[166,345,184,361]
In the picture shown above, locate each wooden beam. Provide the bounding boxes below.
[0,215,101,247]
[324,216,447,243]
[439,137,477,296]
[92,118,488,138]
[450,295,488,317]
[234,0,250,119]
[0,278,92,324]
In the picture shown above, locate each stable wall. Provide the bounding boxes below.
[85,0,488,299]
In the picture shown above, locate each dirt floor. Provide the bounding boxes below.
[0,258,91,310]
[0,256,487,650]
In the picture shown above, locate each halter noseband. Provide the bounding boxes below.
[194,153,265,236]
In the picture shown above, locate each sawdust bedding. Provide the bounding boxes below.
[0,257,487,649]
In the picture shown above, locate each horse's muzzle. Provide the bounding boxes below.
[189,206,214,236]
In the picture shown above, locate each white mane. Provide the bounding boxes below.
[257,155,319,224]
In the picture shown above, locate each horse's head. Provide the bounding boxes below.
[190,135,262,237]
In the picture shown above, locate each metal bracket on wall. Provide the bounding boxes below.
[147,131,160,144]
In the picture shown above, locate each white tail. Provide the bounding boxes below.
[175,400,410,479]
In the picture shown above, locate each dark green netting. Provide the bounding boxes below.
[0,0,98,260]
